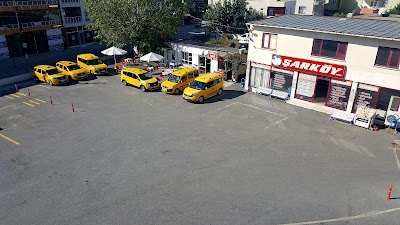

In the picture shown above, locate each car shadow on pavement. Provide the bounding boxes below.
[203,90,245,104]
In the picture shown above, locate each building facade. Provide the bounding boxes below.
[209,0,324,16]
[340,0,400,14]
[245,15,400,121]
[165,42,238,74]
[0,0,64,59]
[59,0,94,48]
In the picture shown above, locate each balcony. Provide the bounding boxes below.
[21,19,61,31]
[0,24,20,35]
[16,0,59,11]
[65,16,82,24]
[0,1,16,11]
[314,0,322,5]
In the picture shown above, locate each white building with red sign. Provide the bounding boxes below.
[245,15,400,123]
[165,42,237,74]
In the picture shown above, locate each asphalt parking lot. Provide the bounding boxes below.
[1,74,400,225]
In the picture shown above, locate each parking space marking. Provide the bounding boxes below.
[4,95,14,99]
[29,100,40,105]
[10,94,21,98]
[23,102,34,107]
[39,85,51,89]
[34,98,46,103]
[17,92,26,96]
[0,133,20,145]
[280,207,400,225]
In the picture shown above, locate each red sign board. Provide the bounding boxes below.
[271,54,346,79]
[208,52,218,60]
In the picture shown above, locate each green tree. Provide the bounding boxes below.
[84,0,185,53]
[225,52,247,78]
[204,0,263,34]
[185,0,208,18]
[387,3,400,14]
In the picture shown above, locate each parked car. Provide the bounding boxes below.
[56,61,88,81]
[120,67,159,92]
[32,65,69,86]
[161,67,199,94]
[77,53,108,76]
[238,33,250,44]
[182,73,224,103]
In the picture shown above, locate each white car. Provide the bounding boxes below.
[238,33,250,43]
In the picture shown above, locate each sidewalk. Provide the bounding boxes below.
[0,42,133,80]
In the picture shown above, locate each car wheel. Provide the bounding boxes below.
[218,88,223,95]
[140,85,146,92]
[89,70,94,76]
[122,80,127,86]
[174,88,180,95]
[198,96,204,103]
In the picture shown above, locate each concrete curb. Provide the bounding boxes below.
[0,73,32,87]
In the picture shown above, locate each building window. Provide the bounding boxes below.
[262,33,277,49]
[298,6,306,14]
[182,52,192,65]
[312,39,348,60]
[250,67,271,88]
[374,47,400,69]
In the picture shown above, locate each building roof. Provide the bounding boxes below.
[250,15,400,41]
[172,41,239,56]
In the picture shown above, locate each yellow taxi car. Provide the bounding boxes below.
[32,65,69,86]
[120,67,159,92]
[76,53,108,75]
[182,73,224,103]
[56,61,88,80]
[161,67,198,94]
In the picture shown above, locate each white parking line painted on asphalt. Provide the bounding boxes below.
[4,95,14,99]
[280,207,400,225]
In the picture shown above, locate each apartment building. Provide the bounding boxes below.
[340,0,400,14]
[208,0,324,16]
[0,0,63,59]
[244,15,399,121]
[59,0,94,48]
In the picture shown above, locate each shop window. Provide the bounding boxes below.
[262,33,277,50]
[376,88,400,111]
[374,47,400,69]
[182,52,192,65]
[326,80,352,111]
[249,67,271,88]
[312,39,347,60]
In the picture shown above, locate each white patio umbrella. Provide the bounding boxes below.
[140,52,164,62]
[101,46,127,66]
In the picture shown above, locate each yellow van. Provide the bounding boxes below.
[32,65,69,86]
[76,53,108,75]
[182,73,224,103]
[161,67,198,94]
[56,61,88,80]
[120,67,159,92]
